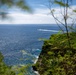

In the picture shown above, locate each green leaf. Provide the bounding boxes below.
[73,9,76,13]
[54,0,69,7]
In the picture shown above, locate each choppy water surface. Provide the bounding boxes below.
[0,24,60,74]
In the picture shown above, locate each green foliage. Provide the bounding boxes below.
[0,0,15,7]
[54,0,69,7]
[12,64,31,75]
[0,0,31,19]
[0,52,16,75]
[0,0,30,10]
[34,32,76,75]
[73,9,76,13]
[46,32,76,49]
[0,52,4,62]
[0,52,30,75]
[16,0,30,11]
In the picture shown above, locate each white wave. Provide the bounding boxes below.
[32,48,41,51]
[34,59,38,64]
[38,29,59,32]
[36,49,41,51]
[34,55,39,59]
[34,71,40,75]
[33,55,39,64]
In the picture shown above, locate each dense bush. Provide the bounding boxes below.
[34,33,76,75]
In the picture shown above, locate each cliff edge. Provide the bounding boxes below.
[33,32,76,75]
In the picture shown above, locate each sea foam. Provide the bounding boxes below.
[38,29,59,32]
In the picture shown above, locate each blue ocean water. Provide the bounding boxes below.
[0,24,60,74]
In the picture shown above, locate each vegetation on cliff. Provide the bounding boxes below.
[34,32,76,75]
[33,0,76,74]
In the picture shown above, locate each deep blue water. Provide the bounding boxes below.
[0,24,60,75]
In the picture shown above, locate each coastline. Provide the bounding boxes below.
[33,55,40,75]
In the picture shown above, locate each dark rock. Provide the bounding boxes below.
[32,65,37,71]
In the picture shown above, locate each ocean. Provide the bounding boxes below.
[0,24,60,75]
